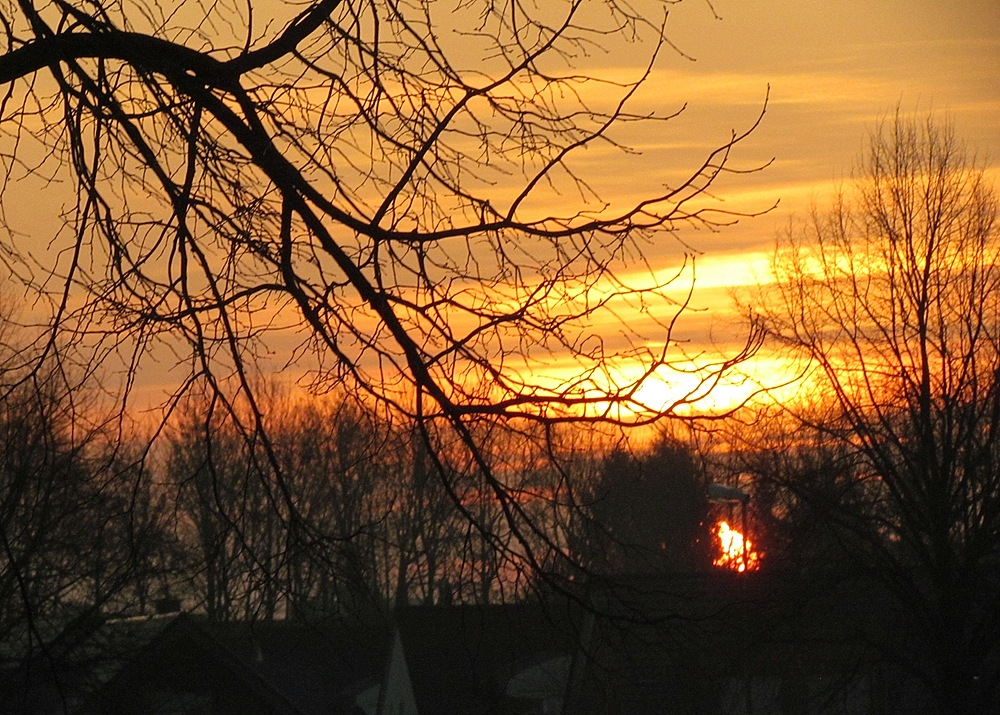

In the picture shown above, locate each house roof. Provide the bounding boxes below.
[1,570,931,715]
[393,602,583,715]
[204,617,390,714]
[566,570,918,715]
[81,614,304,714]
[1,611,393,715]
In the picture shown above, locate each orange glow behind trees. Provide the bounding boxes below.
[712,520,760,573]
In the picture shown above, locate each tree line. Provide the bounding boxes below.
[0,361,720,638]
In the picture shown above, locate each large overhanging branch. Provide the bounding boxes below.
[0,0,773,609]
[0,3,770,436]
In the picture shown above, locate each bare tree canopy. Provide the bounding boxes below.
[750,111,1000,714]
[0,0,768,619]
[0,0,762,420]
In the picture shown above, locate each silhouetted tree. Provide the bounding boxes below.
[574,433,711,574]
[0,353,172,658]
[385,428,462,605]
[714,405,872,569]
[752,111,1000,714]
[0,0,764,615]
[273,394,391,619]
[165,386,394,620]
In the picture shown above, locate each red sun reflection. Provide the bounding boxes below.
[713,520,761,573]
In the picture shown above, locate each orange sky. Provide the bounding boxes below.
[664,0,1000,235]
[7,1,996,416]
[579,0,1000,411]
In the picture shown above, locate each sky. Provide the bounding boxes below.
[655,0,999,264]
[8,0,995,415]
[593,0,1000,411]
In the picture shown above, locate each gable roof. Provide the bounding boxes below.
[204,618,391,714]
[393,602,582,715]
[1,611,394,715]
[81,614,302,714]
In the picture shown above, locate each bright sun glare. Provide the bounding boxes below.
[713,520,761,573]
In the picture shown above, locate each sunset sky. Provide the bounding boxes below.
[593,0,1000,411]
[11,1,994,414]
[653,0,999,274]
